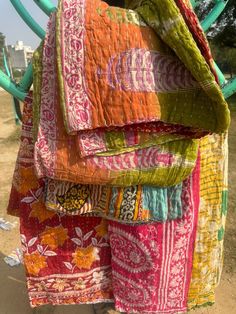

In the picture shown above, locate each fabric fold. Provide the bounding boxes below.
[56,0,229,134]
[34,9,199,187]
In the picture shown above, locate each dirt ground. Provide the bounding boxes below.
[0,90,235,314]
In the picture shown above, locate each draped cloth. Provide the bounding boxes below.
[45,178,190,223]
[8,96,113,306]
[33,0,230,188]
[6,0,229,312]
[33,12,199,188]
[57,0,229,134]
[187,133,228,309]
[8,97,200,313]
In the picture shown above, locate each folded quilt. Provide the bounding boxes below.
[45,177,191,223]
[56,0,229,134]
[34,12,199,187]
[77,121,206,157]
[7,96,200,311]
[9,94,197,227]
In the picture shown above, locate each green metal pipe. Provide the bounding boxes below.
[201,0,229,32]
[33,0,57,16]
[9,0,46,94]
[190,0,199,9]
[10,0,46,39]
[222,78,236,99]
[0,70,26,101]
[2,48,21,124]
[2,48,11,77]
[14,0,56,93]
[213,61,226,86]
[18,63,33,92]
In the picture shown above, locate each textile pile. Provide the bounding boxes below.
[7,0,229,313]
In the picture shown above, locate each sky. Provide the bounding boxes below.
[0,0,58,49]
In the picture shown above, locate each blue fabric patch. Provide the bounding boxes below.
[142,183,183,221]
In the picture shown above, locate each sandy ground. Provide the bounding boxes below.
[0,90,235,314]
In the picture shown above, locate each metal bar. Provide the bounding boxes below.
[11,0,56,94]
[201,0,229,32]
[222,77,236,99]
[213,61,226,85]
[2,48,11,77]
[10,0,45,39]
[2,48,21,124]
[18,63,33,92]
[33,0,57,16]
[0,70,26,101]
[190,0,200,9]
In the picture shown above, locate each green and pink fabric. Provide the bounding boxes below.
[33,0,229,188]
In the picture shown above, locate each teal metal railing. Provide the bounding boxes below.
[2,47,22,123]
[33,0,57,16]
[10,0,46,39]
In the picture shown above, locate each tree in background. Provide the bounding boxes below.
[196,0,236,47]
[196,0,236,76]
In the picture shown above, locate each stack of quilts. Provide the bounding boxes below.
[7,0,230,313]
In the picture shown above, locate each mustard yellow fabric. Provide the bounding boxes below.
[188,133,228,309]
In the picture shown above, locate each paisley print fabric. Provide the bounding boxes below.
[108,157,200,313]
[7,95,201,312]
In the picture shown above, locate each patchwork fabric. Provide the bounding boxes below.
[7,0,230,312]
[34,12,199,187]
[126,0,229,132]
[108,158,200,313]
[45,179,190,223]
[7,96,114,307]
[188,133,228,309]
[7,95,200,313]
[45,179,103,215]
[97,182,192,223]
[77,121,206,158]
[57,0,229,134]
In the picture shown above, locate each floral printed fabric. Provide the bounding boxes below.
[8,95,201,313]
[7,96,113,307]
